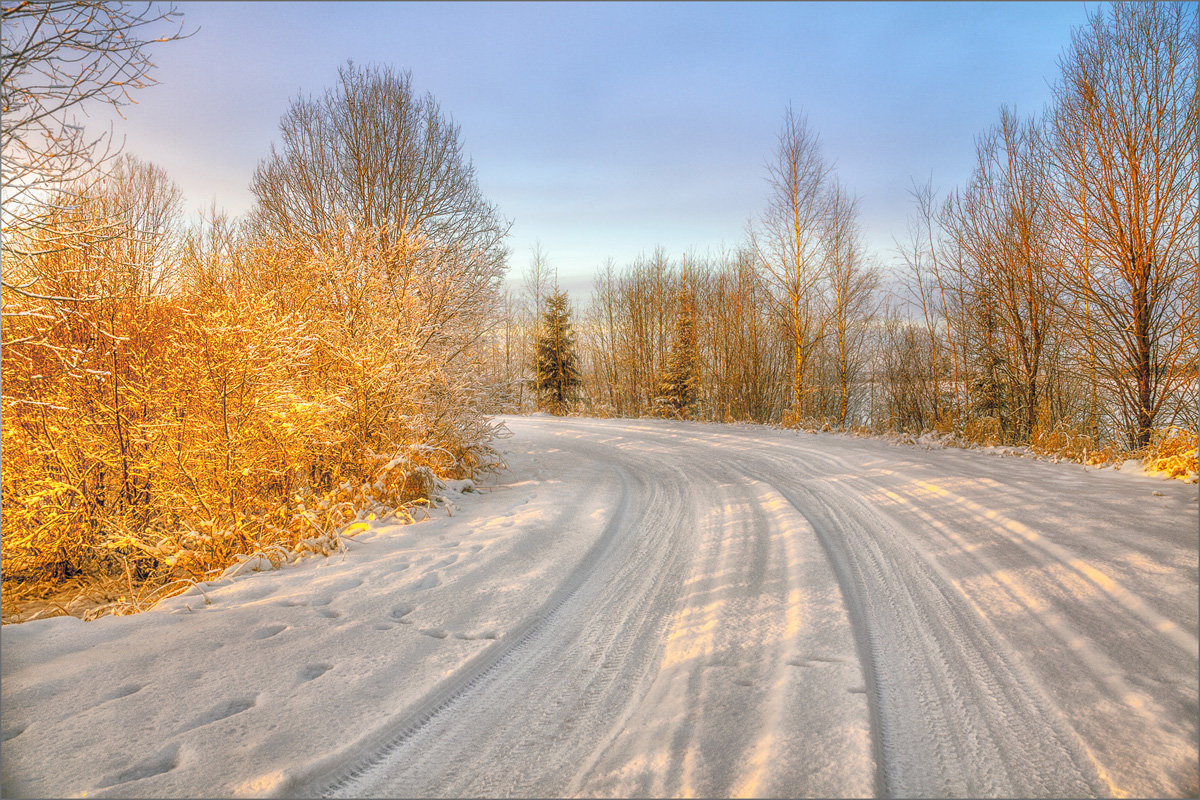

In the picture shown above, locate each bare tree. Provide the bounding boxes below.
[946,107,1062,441]
[86,153,183,297]
[1,1,188,239]
[250,61,509,265]
[249,62,510,376]
[822,179,879,428]
[754,106,832,417]
[895,177,967,428]
[523,242,554,409]
[1046,0,1198,447]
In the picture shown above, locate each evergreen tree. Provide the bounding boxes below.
[536,289,582,415]
[654,291,700,419]
[968,297,1017,441]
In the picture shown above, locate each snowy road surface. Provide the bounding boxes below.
[2,416,1196,798]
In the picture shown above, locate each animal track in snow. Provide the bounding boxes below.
[251,624,288,640]
[389,603,415,622]
[315,608,340,619]
[420,628,449,639]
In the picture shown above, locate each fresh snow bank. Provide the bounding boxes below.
[1,437,621,798]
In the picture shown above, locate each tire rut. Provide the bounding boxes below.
[316,444,695,798]
[767,475,1108,797]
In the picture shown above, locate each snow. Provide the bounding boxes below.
[2,441,615,798]
[2,416,1196,798]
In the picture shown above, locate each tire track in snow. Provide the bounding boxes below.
[306,435,696,797]
[762,473,1111,797]
[287,417,1194,798]
[281,458,640,798]
[568,453,872,798]
[839,467,1198,796]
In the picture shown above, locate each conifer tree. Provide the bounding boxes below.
[536,289,581,415]
[655,291,700,419]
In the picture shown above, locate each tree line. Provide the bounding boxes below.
[490,1,1196,466]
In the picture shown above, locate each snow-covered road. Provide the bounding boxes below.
[2,416,1196,798]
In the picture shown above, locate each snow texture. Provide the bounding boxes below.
[2,416,1196,798]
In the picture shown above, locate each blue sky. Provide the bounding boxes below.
[98,1,1100,292]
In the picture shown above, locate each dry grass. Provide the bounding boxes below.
[963,416,1004,447]
[1028,424,1124,466]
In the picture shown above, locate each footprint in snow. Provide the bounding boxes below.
[102,683,143,702]
[790,655,849,666]
[390,603,415,622]
[97,744,181,789]
[328,577,363,592]
[175,696,257,736]
[315,608,340,619]
[251,624,288,640]
[299,664,332,682]
[413,574,440,591]
[420,628,449,639]
[433,630,499,641]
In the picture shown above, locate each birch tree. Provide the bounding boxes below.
[1046,0,1198,448]
[822,179,879,428]
[754,106,832,416]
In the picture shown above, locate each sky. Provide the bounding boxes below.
[91,1,1101,294]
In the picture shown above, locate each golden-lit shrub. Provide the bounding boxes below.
[1143,427,1199,483]
[2,191,502,619]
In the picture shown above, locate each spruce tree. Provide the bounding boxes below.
[654,291,700,419]
[535,289,582,415]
